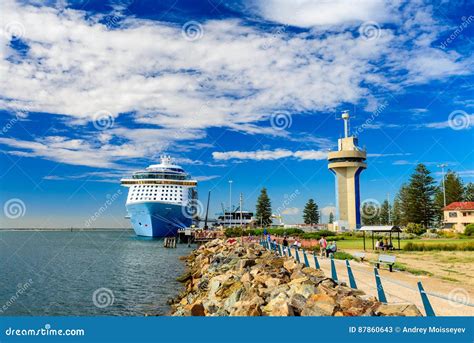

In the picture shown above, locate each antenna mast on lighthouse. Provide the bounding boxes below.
[342,110,350,138]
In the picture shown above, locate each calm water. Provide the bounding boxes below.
[0,230,193,316]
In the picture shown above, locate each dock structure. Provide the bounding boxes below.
[164,237,177,248]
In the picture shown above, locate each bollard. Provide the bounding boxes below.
[295,249,301,263]
[417,282,436,317]
[330,257,338,282]
[374,268,387,303]
[345,260,357,289]
[313,254,320,269]
[303,250,310,267]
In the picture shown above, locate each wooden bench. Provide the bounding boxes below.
[372,254,396,272]
[353,252,366,261]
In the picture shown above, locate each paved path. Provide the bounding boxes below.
[286,248,474,316]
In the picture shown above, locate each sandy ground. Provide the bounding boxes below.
[295,249,474,316]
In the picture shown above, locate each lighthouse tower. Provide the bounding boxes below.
[328,111,367,231]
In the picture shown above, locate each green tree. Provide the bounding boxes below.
[256,188,272,227]
[405,164,436,228]
[405,222,426,235]
[328,212,334,224]
[361,200,381,225]
[392,196,402,226]
[434,170,464,223]
[303,199,319,224]
[464,182,474,202]
[379,200,391,225]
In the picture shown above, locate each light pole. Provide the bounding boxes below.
[228,180,233,228]
[438,164,447,207]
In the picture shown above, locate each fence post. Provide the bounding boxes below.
[417,282,436,317]
[303,250,310,267]
[330,257,338,282]
[345,260,357,289]
[295,249,301,263]
[374,268,387,303]
[313,254,320,269]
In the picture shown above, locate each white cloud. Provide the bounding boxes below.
[368,152,411,158]
[0,0,471,169]
[243,0,396,27]
[282,207,299,215]
[212,149,327,161]
[194,175,220,182]
[321,206,336,216]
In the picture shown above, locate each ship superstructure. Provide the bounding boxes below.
[120,156,198,237]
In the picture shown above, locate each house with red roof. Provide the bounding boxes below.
[442,202,474,232]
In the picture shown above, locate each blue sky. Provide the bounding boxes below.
[1,0,473,228]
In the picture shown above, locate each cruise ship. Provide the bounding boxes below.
[120,156,198,237]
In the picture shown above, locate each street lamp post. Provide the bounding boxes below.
[438,164,448,207]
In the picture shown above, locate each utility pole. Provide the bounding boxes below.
[387,193,391,225]
[438,164,448,207]
[240,193,243,228]
[228,180,233,228]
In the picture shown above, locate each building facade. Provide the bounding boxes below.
[442,202,474,232]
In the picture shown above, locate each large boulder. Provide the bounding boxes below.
[301,293,337,316]
[375,303,422,316]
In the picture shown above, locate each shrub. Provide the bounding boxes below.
[405,223,427,235]
[403,241,474,251]
[464,224,474,236]
[333,251,355,260]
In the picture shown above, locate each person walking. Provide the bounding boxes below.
[319,236,327,257]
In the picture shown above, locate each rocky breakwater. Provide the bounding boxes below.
[171,239,422,316]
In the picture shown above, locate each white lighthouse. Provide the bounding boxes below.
[328,111,367,231]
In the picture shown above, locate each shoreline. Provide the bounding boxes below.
[0,228,133,232]
[170,238,423,316]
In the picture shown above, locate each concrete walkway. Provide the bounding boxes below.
[287,248,474,316]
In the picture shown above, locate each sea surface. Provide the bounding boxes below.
[0,230,193,316]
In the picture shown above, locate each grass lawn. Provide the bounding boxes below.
[336,238,474,250]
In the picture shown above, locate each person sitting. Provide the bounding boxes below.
[326,241,337,258]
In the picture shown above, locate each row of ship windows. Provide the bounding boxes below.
[132,189,182,193]
[131,198,181,201]
[132,185,182,189]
